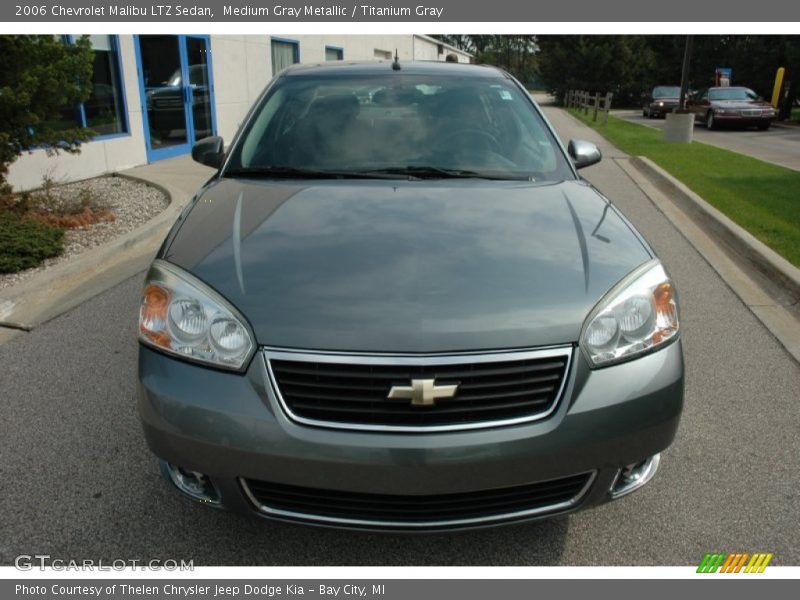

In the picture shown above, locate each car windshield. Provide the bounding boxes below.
[709,87,758,101]
[225,72,575,181]
[653,86,681,98]
[165,65,207,87]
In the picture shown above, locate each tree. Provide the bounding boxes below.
[537,36,655,106]
[433,35,474,53]
[535,35,800,110]
[431,35,540,84]
[0,35,96,194]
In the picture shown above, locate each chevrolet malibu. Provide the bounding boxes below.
[137,61,683,531]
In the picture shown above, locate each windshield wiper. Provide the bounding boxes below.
[224,165,535,181]
[361,166,534,181]
[223,166,408,180]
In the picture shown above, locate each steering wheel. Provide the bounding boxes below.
[439,128,501,152]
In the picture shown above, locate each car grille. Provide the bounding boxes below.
[240,472,593,529]
[153,97,183,108]
[265,347,572,432]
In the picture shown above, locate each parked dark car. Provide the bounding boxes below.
[688,86,776,130]
[137,61,683,531]
[642,85,681,118]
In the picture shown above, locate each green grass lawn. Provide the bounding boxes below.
[568,109,800,267]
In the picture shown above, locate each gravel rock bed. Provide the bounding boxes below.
[0,175,169,291]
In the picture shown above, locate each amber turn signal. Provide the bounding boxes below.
[140,283,171,348]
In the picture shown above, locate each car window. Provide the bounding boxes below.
[708,87,757,101]
[653,86,680,98]
[188,65,207,86]
[226,73,576,182]
[165,68,182,87]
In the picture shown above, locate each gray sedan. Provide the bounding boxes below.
[137,61,683,531]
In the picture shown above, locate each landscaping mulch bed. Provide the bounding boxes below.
[0,175,168,291]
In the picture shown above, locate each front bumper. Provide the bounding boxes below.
[137,341,684,530]
[711,114,775,126]
[648,102,678,116]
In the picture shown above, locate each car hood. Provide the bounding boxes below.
[163,178,652,353]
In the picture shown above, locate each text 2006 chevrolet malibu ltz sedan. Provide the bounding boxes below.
[137,61,683,531]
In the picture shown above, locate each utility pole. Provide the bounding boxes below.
[664,34,695,143]
[678,35,693,112]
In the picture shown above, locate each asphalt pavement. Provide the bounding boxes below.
[614,109,800,171]
[1,106,799,566]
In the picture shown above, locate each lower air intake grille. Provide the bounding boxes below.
[241,472,593,529]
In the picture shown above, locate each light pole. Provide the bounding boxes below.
[664,35,695,143]
[678,35,693,112]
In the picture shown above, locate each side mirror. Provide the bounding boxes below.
[568,139,602,170]
[191,136,225,169]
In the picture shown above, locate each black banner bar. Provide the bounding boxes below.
[3,0,799,22]
[3,579,797,600]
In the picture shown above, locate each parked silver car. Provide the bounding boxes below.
[137,61,683,531]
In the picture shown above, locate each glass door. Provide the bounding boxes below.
[185,36,214,143]
[135,35,216,162]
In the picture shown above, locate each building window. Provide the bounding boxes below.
[374,49,392,60]
[271,38,300,74]
[325,46,344,61]
[49,35,128,137]
[84,35,128,136]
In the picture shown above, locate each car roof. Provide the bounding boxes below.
[280,60,509,79]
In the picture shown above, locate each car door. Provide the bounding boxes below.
[690,90,709,121]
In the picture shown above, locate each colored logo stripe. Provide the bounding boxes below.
[745,553,773,573]
[697,553,726,573]
[697,552,773,573]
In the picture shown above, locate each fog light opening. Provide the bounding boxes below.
[160,460,221,505]
[610,453,661,499]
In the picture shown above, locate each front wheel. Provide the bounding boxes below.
[706,111,717,130]
[757,122,770,131]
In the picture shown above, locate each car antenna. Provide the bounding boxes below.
[392,49,401,71]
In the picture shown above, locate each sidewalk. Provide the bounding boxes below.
[0,156,213,344]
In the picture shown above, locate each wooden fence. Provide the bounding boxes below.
[566,90,614,125]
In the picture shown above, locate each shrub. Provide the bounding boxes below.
[0,35,96,190]
[0,211,65,274]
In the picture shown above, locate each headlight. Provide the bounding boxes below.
[138,260,255,371]
[580,260,679,367]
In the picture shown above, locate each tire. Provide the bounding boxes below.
[706,111,717,130]
[643,107,649,118]
[757,122,770,131]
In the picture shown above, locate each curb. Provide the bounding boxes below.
[629,156,800,304]
[0,173,193,336]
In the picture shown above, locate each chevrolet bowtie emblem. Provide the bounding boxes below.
[387,379,458,407]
